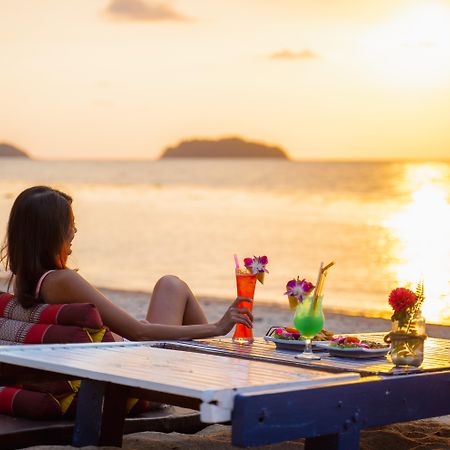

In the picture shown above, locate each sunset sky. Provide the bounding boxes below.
[1,0,450,161]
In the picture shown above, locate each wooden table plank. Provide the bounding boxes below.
[161,334,450,376]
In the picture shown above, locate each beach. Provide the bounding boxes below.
[18,287,449,450]
[2,1,450,448]
[25,420,450,450]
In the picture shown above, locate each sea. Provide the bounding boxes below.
[0,158,449,325]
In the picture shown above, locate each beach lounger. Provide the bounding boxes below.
[0,406,202,450]
[0,295,189,448]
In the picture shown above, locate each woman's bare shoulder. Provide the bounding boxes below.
[45,268,77,279]
[41,269,99,303]
[44,268,85,286]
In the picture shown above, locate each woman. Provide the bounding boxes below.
[0,186,252,341]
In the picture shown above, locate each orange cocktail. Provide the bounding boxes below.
[232,269,257,344]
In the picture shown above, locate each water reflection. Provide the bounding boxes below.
[383,164,450,324]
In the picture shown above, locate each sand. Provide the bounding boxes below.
[4,285,450,449]
[100,287,450,339]
[23,420,450,450]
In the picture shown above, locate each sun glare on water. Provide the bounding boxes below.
[383,164,450,324]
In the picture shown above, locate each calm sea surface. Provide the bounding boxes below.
[0,158,449,325]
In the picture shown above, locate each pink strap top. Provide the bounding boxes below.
[35,270,56,299]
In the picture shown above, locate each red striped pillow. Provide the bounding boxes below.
[0,386,64,419]
[0,294,140,420]
[0,292,104,328]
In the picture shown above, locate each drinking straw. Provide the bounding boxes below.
[312,262,324,312]
[234,254,240,269]
[313,260,335,310]
[322,261,335,272]
[313,262,324,297]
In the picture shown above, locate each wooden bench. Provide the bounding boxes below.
[0,406,203,450]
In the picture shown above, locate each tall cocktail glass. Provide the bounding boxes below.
[293,294,324,360]
[232,269,257,344]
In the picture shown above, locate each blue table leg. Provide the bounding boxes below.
[99,382,128,446]
[72,380,105,447]
[72,380,128,447]
[305,429,360,450]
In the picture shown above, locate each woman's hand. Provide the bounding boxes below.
[215,297,253,336]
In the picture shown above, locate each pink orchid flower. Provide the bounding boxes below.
[244,256,269,274]
[284,277,315,301]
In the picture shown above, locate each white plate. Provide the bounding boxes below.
[264,335,331,351]
[315,342,390,359]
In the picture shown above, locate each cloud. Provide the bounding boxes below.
[269,49,318,60]
[104,0,191,22]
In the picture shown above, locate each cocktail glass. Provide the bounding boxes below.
[232,269,257,344]
[293,294,324,360]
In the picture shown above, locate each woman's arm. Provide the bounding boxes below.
[40,270,252,341]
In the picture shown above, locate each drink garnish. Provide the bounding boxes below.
[284,276,315,310]
[244,255,269,284]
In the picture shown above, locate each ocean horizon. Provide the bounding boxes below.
[1,158,449,326]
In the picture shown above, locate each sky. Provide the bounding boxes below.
[1,0,450,161]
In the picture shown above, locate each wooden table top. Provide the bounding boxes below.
[0,341,360,422]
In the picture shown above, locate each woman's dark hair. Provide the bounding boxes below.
[0,186,73,308]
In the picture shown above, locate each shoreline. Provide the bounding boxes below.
[1,271,449,328]
[100,286,450,339]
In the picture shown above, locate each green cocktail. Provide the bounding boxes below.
[293,294,324,360]
[294,314,323,338]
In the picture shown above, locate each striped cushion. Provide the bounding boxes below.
[0,317,108,344]
[0,292,104,328]
[0,386,63,419]
[0,293,114,345]
[0,293,117,419]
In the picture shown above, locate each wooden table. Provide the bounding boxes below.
[0,334,449,449]
[162,334,450,448]
[163,333,450,376]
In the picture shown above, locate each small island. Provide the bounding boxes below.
[160,137,288,159]
[0,143,30,158]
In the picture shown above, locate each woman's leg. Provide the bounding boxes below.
[146,275,208,325]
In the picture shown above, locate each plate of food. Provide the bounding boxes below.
[264,326,334,351]
[315,336,390,359]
